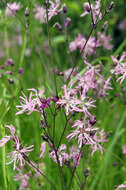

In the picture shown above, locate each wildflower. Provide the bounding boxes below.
[50,144,69,166]
[57,85,95,116]
[122,144,126,155]
[16,88,50,115]
[111,52,126,83]
[34,6,46,23]
[67,119,98,148]
[5,2,21,16]
[118,19,126,31]
[34,0,61,23]
[7,137,34,169]
[69,34,96,57]
[69,146,81,166]
[81,0,102,24]
[96,32,113,50]
[14,167,30,190]
[40,142,46,158]
[97,76,112,97]
[0,125,34,169]
[115,184,126,190]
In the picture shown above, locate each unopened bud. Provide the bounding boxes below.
[65,17,71,27]
[84,169,90,178]
[62,4,67,13]
[84,3,90,12]
[25,7,30,17]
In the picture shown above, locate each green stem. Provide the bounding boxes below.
[4,17,9,58]
[19,32,27,68]
[0,125,8,190]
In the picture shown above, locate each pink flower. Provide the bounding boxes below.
[67,119,98,148]
[14,167,30,190]
[115,184,126,190]
[7,136,34,169]
[122,144,126,155]
[50,144,69,166]
[112,52,126,83]
[34,0,60,23]
[69,146,81,166]
[0,125,15,147]
[57,84,95,116]
[40,142,46,158]
[81,0,102,24]
[16,91,37,115]
[5,2,21,16]
[69,34,96,57]
[34,6,46,23]
[16,88,49,115]
[96,32,113,50]
[0,125,34,170]
[118,19,126,31]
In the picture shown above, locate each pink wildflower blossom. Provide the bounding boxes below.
[67,119,98,148]
[57,85,95,116]
[112,52,126,83]
[14,167,30,190]
[50,144,69,166]
[122,144,126,155]
[5,2,21,16]
[40,142,46,158]
[81,0,102,24]
[69,146,81,166]
[115,184,126,190]
[7,137,34,169]
[96,32,113,50]
[118,19,126,31]
[69,34,96,57]
[16,88,50,115]
[0,125,34,169]
[34,0,60,23]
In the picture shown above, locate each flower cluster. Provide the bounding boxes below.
[112,52,126,83]
[34,0,61,23]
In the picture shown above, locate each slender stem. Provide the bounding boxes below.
[0,125,8,190]
[19,32,27,68]
[57,111,72,149]
[4,16,9,58]
[68,149,82,190]
[24,154,57,190]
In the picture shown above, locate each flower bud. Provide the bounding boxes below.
[25,7,30,17]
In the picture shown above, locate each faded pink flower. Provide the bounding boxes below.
[34,6,46,23]
[122,144,126,155]
[69,146,81,166]
[0,125,34,170]
[57,84,95,116]
[69,34,96,57]
[96,32,113,50]
[67,119,98,148]
[118,19,126,31]
[34,0,60,23]
[40,142,46,158]
[7,136,34,169]
[112,52,126,83]
[115,184,126,190]
[5,2,21,16]
[14,167,30,190]
[81,0,102,23]
[50,144,69,166]
[16,88,49,115]
[0,125,15,147]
